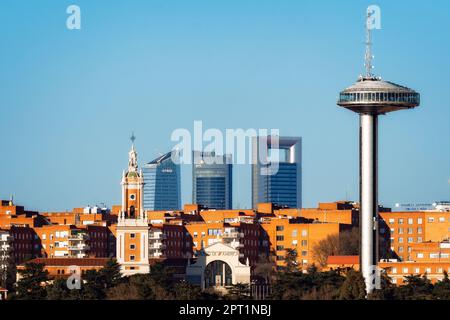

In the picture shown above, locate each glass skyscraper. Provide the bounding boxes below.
[192,151,232,210]
[143,151,181,211]
[252,136,302,209]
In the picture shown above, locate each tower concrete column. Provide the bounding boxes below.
[360,114,379,294]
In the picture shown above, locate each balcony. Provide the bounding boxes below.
[68,234,89,241]
[149,243,166,249]
[149,233,166,240]
[68,244,89,251]
[222,232,243,239]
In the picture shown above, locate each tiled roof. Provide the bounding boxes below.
[327,255,359,265]
[21,258,110,267]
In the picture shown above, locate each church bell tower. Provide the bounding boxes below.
[116,134,150,275]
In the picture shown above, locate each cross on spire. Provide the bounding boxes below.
[130,132,136,144]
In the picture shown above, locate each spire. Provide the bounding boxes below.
[128,132,138,172]
[365,8,375,78]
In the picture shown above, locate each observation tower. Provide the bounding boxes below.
[337,10,420,294]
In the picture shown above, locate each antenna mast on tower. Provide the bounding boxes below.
[365,10,374,78]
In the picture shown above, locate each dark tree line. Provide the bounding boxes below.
[7,259,450,300]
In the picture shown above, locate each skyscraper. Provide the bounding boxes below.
[192,151,232,210]
[252,136,302,209]
[143,151,181,211]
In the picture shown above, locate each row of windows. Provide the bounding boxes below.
[391,266,450,274]
[416,253,450,259]
[277,240,308,250]
[391,237,421,244]
[388,216,450,225]
[275,228,308,237]
[339,91,419,104]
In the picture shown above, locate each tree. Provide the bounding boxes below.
[270,268,345,300]
[106,282,141,300]
[99,258,122,289]
[80,269,107,300]
[367,271,396,300]
[312,228,359,268]
[393,274,434,300]
[14,262,50,300]
[79,258,122,300]
[284,249,299,273]
[253,253,275,284]
[338,270,366,300]
[225,283,251,300]
[173,280,203,300]
[46,278,82,300]
[433,272,450,300]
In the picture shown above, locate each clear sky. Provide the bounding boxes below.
[1,0,449,212]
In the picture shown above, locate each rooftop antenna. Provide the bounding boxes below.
[365,9,374,78]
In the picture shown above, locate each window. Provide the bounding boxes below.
[417,218,423,224]
[398,219,404,225]
[301,240,308,246]
[276,236,284,241]
[193,232,198,237]
[403,268,409,274]
[408,237,414,243]
[417,227,423,234]
[389,218,395,224]
[408,218,413,225]
[130,244,135,250]
[130,194,136,200]
[417,237,423,243]
[130,255,135,261]
[292,230,298,237]
[276,226,284,231]
[415,268,420,274]
[439,217,445,222]
[398,246,404,253]
[398,228,404,235]
[301,251,307,256]
[276,245,284,251]
[399,237,404,243]
[417,253,424,258]
[392,268,397,274]
[301,230,308,237]
[390,228,395,234]
[426,268,431,273]
[407,228,413,234]
[428,217,435,223]
[130,233,136,238]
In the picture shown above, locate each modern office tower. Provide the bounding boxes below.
[192,151,232,210]
[252,136,302,209]
[337,11,420,293]
[143,152,181,211]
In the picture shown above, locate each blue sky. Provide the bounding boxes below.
[1,0,449,211]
